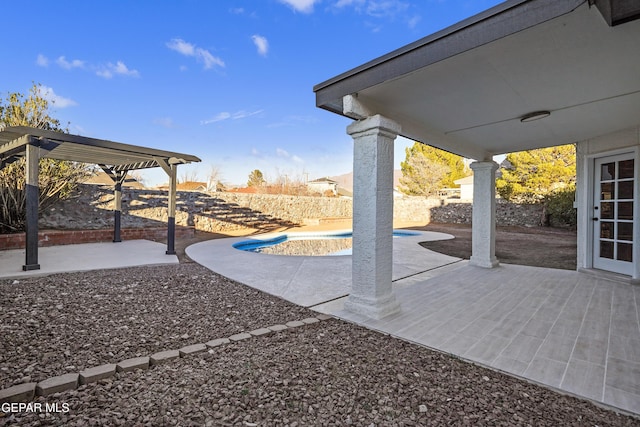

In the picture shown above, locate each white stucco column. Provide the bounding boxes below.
[469,161,499,268]
[344,114,401,319]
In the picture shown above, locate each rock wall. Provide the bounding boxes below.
[38,185,544,233]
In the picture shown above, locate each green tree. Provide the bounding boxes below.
[247,169,265,187]
[400,143,469,196]
[0,83,88,233]
[496,144,576,202]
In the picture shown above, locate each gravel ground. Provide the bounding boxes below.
[1,263,639,426]
[0,264,312,389]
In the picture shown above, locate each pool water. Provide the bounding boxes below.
[233,230,418,256]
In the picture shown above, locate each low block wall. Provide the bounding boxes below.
[0,227,195,250]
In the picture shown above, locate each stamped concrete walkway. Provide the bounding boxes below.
[186,229,460,307]
[188,232,640,416]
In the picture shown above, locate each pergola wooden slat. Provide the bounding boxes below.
[0,126,201,271]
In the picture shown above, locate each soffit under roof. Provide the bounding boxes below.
[314,0,640,160]
[0,126,201,171]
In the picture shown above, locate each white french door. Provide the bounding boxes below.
[593,153,635,275]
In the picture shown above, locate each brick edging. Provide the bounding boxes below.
[0,314,332,403]
[0,227,195,250]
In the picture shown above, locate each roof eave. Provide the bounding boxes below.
[314,0,586,115]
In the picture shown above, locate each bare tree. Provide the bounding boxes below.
[179,168,200,184]
[206,164,223,192]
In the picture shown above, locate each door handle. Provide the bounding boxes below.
[592,217,599,221]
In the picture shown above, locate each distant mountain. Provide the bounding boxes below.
[328,170,403,193]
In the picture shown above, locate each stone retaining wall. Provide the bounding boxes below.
[1,185,545,248]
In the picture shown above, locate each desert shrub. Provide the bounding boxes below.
[0,83,89,233]
[544,186,576,228]
[0,159,88,233]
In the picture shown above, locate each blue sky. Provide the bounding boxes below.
[2,0,503,187]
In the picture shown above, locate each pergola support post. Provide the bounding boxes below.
[23,139,40,271]
[469,160,499,268]
[344,114,401,319]
[99,166,127,243]
[166,163,178,255]
[113,176,123,243]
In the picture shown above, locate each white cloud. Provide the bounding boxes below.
[333,0,414,24]
[166,38,225,70]
[37,86,77,108]
[201,112,231,124]
[252,35,269,57]
[276,148,290,158]
[201,109,263,125]
[276,148,304,164]
[56,56,85,70]
[166,39,196,56]
[407,14,421,29]
[196,48,225,69]
[366,0,409,18]
[278,0,319,13]
[36,54,49,67]
[334,0,364,7]
[153,117,175,128]
[96,61,140,79]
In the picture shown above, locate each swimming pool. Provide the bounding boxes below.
[233,230,420,256]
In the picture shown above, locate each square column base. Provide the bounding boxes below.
[469,256,499,268]
[344,293,401,320]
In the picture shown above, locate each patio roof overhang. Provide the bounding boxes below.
[314,0,640,161]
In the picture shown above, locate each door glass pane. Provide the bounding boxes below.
[601,162,615,180]
[619,159,634,179]
[600,241,614,259]
[619,181,633,199]
[618,222,633,241]
[601,182,615,200]
[601,202,614,219]
[600,222,614,239]
[618,202,633,220]
[618,243,633,262]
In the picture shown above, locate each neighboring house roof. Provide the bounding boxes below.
[329,170,404,193]
[308,177,338,184]
[84,170,145,189]
[177,181,207,191]
[454,175,474,186]
[314,0,640,160]
[227,186,259,194]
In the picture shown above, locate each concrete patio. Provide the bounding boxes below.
[0,240,178,280]
[188,233,640,416]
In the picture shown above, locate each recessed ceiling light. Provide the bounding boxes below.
[520,111,551,122]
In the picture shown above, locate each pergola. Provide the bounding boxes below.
[0,126,201,271]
